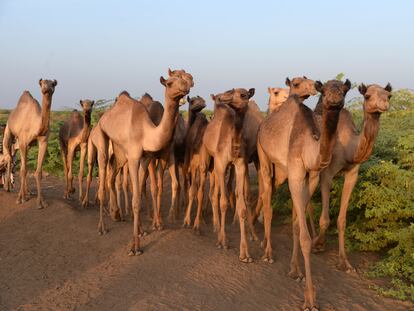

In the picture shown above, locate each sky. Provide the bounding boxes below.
[0,0,413,110]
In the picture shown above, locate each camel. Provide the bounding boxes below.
[267,87,289,113]
[309,83,392,272]
[59,100,94,200]
[257,77,351,310]
[2,79,57,209]
[96,72,192,255]
[195,88,255,262]
[182,96,209,227]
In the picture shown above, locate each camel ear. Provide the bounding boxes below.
[39,79,43,86]
[343,79,351,92]
[285,78,291,87]
[358,83,367,95]
[303,76,308,79]
[160,76,167,86]
[211,94,216,101]
[385,83,392,92]
[53,79,58,87]
[315,81,323,93]
[168,68,173,77]
[248,88,255,98]
[79,100,84,108]
[91,100,95,106]
[268,87,272,94]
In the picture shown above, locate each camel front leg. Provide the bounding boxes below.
[61,147,69,199]
[258,143,274,262]
[288,163,318,311]
[146,159,157,219]
[306,171,320,239]
[128,155,144,256]
[122,164,130,216]
[16,144,28,204]
[82,139,95,208]
[153,155,167,230]
[67,144,77,198]
[35,136,48,209]
[215,162,229,249]
[234,159,252,262]
[337,165,359,273]
[78,142,87,202]
[183,164,196,228]
[168,151,180,223]
[312,170,333,252]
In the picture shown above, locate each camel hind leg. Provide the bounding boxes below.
[78,142,87,202]
[82,137,95,208]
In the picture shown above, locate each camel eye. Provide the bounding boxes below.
[364,95,371,100]
[274,92,279,95]
[293,83,299,88]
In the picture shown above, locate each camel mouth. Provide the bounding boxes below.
[190,102,206,111]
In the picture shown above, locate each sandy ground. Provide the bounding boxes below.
[0,174,413,311]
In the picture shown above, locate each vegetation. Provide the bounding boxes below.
[1,89,413,301]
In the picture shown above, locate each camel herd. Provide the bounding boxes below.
[1,69,392,310]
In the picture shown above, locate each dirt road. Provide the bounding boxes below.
[0,175,412,311]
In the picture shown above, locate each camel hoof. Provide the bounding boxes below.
[239,257,253,263]
[16,198,22,204]
[138,231,148,238]
[262,257,274,264]
[288,270,304,281]
[98,229,108,236]
[337,259,357,273]
[303,307,319,311]
[128,248,144,256]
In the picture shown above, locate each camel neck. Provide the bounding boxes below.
[231,106,247,158]
[353,111,381,163]
[83,110,92,129]
[39,93,52,136]
[318,107,341,168]
[145,95,179,152]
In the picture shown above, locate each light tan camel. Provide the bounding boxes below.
[196,88,255,262]
[258,77,351,310]
[267,87,289,113]
[59,100,94,200]
[3,79,57,209]
[96,73,192,255]
[308,83,392,272]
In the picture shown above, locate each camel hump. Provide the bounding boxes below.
[118,90,131,98]
[18,91,34,103]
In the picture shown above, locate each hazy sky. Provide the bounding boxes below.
[0,0,413,110]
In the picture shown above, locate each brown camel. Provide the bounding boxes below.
[59,100,94,200]
[267,87,289,113]
[96,72,192,255]
[257,77,351,310]
[2,79,57,209]
[309,83,392,272]
[196,88,255,262]
[182,96,209,227]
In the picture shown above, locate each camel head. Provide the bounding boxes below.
[39,79,57,96]
[140,92,154,108]
[211,88,255,111]
[315,79,351,110]
[168,68,194,88]
[359,83,392,114]
[80,99,94,113]
[268,87,289,112]
[160,75,191,105]
[187,96,206,112]
[285,76,317,100]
